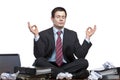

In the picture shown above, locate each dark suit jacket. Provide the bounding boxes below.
[34,27,92,63]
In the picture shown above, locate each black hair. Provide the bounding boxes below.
[51,7,67,18]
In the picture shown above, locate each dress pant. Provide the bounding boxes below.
[33,57,89,79]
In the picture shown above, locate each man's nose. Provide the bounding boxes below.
[59,17,63,21]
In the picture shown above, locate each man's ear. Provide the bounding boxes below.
[51,17,53,21]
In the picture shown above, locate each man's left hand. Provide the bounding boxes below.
[86,25,96,40]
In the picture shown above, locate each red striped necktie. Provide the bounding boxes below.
[56,31,63,66]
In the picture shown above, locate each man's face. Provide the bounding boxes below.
[51,11,66,29]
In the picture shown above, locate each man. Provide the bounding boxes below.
[28,7,96,79]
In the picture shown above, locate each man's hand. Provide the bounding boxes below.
[86,25,96,40]
[28,22,39,36]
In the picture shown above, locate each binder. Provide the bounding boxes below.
[14,66,51,75]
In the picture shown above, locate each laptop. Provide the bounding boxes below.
[0,54,21,74]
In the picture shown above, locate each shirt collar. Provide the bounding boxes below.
[53,26,64,34]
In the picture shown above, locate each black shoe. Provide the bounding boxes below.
[72,70,89,79]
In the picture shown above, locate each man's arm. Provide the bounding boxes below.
[34,33,46,58]
[28,22,45,58]
[74,25,96,58]
[74,33,92,59]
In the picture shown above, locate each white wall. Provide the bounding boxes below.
[0,0,120,70]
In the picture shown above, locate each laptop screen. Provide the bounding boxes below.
[0,54,21,74]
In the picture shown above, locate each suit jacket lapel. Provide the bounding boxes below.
[48,27,55,50]
[63,28,68,52]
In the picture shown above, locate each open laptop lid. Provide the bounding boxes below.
[0,54,21,74]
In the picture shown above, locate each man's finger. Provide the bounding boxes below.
[31,25,37,30]
[28,22,32,31]
[94,25,96,30]
[87,27,92,32]
[28,22,30,27]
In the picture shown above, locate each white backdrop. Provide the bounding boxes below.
[0,0,120,70]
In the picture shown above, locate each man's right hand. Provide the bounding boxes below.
[28,22,39,37]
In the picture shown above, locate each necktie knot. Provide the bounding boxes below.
[57,31,62,36]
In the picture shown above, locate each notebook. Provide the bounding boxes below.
[0,54,21,74]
